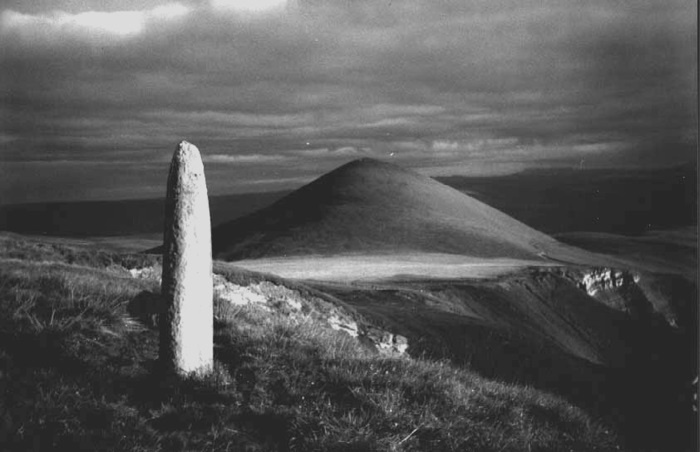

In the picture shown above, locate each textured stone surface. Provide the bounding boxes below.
[160,141,213,376]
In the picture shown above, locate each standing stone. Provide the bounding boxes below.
[160,141,213,376]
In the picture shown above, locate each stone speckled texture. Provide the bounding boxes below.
[160,141,213,376]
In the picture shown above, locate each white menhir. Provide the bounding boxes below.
[160,141,213,376]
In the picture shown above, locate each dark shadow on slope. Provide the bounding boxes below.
[314,271,698,452]
[0,330,88,375]
[127,290,163,329]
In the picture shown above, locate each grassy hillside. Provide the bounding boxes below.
[0,238,622,451]
[213,159,570,261]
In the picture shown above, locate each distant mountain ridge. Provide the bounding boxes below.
[0,191,289,237]
[1,161,694,238]
[438,162,696,235]
[212,158,564,260]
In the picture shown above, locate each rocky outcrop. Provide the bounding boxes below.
[361,327,409,356]
[327,314,359,337]
[125,263,409,357]
[129,264,162,280]
[564,267,689,329]
[574,267,641,312]
[160,141,213,376]
[578,268,639,297]
[211,276,409,357]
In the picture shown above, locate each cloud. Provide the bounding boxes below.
[1,10,142,37]
[210,0,289,14]
[145,110,314,129]
[0,3,191,44]
[0,0,695,202]
[291,146,364,158]
[428,138,521,156]
[204,153,287,164]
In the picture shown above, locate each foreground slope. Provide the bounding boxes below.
[0,235,622,451]
[212,158,570,261]
[4,231,697,451]
[311,267,697,451]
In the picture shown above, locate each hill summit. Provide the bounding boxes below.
[213,158,562,260]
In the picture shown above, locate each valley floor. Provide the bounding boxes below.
[228,227,697,283]
[228,253,559,282]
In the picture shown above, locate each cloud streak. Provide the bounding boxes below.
[1,3,191,43]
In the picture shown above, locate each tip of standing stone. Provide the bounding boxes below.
[173,141,202,162]
[177,140,197,152]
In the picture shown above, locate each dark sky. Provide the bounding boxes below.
[0,0,696,202]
